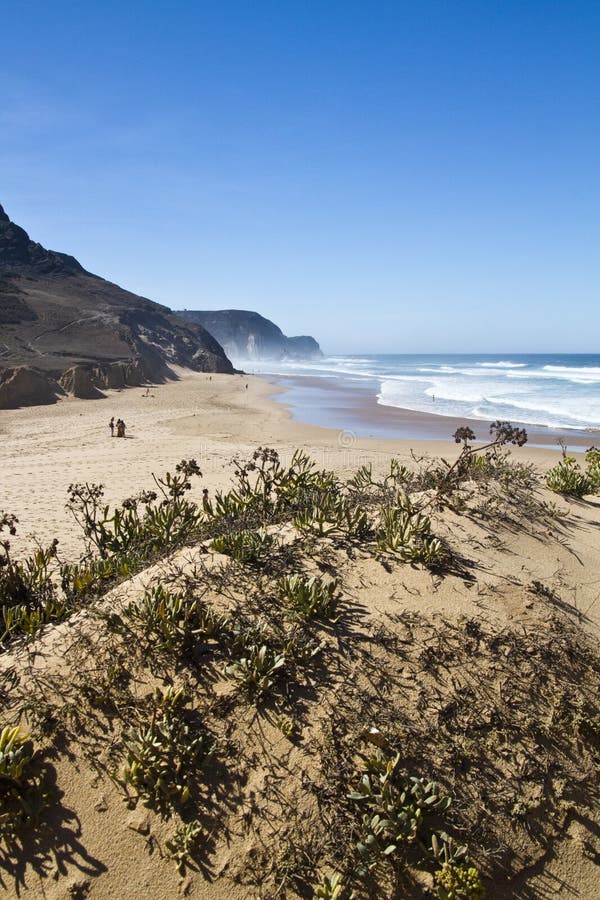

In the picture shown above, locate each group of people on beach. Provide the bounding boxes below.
[109,417,126,438]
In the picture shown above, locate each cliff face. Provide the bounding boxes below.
[177,309,323,361]
[0,203,234,408]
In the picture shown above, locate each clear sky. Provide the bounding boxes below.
[2,1,599,353]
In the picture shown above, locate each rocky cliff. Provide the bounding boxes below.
[176,309,322,361]
[0,203,234,408]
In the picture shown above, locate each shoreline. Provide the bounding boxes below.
[258,372,597,450]
[0,368,581,560]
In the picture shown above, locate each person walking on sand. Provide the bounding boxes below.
[109,416,115,437]
[116,418,126,438]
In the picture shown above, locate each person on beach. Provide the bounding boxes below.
[116,419,126,438]
[109,417,115,437]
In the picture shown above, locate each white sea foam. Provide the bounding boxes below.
[507,370,600,384]
[252,353,600,432]
[544,365,600,374]
[476,361,527,368]
[376,373,600,430]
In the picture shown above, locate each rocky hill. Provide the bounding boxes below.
[0,203,234,408]
[177,309,322,361]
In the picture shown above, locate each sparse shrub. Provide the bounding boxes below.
[429,831,469,867]
[211,488,248,519]
[274,449,334,512]
[347,749,451,871]
[211,527,274,565]
[294,494,371,540]
[223,643,286,700]
[384,459,414,491]
[0,726,51,848]
[124,586,192,652]
[343,503,372,539]
[284,629,325,665]
[426,423,529,506]
[454,426,477,447]
[0,513,69,647]
[230,447,340,522]
[166,819,204,875]
[227,616,270,653]
[348,464,375,492]
[435,863,485,899]
[489,420,527,447]
[293,500,342,537]
[315,871,351,899]
[222,618,294,700]
[278,574,339,620]
[464,454,493,477]
[276,714,298,739]
[121,585,231,655]
[60,463,205,601]
[0,724,33,781]
[417,535,449,569]
[546,457,591,497]
[121,687,212,813]
[375,499,449,568]
[61,555,132,600]
[1,595,71,647]
[231,446,282,515]
[585,447,600,491]
[66,459,203,570]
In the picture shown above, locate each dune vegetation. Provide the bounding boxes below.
[1,424,599,898]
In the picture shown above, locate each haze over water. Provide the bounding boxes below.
[241,354,600,439]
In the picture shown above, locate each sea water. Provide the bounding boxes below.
[240,353,600,440]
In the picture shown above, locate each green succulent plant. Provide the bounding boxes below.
[435,862,485,899]
[211,528,274,565]
[348,749,452,870]
[121,687,212,813]
[278,573,339,620]
[546,457,592,497]
[165,819,204,875]
[224,643,286,700]
[0,725,33,782]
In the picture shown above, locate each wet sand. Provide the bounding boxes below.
[261,373,597,450]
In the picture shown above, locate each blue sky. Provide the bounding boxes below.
[2,1,599,353]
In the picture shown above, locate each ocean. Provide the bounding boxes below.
[240,353,600,445]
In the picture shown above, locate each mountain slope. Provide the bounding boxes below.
[0,203,234,407]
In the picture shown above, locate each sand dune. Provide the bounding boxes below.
[1,371,599,898]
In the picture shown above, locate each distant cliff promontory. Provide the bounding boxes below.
[0,203,234,408]
[176,309,323,362]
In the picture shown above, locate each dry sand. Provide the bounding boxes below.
[0,367,580,562]
[1,370,599,899]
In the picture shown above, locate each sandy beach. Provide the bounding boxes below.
[0,368,580,561]
[1,371,600,899]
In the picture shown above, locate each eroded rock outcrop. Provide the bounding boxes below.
[0,366,63,409]
[58,366,104,400]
